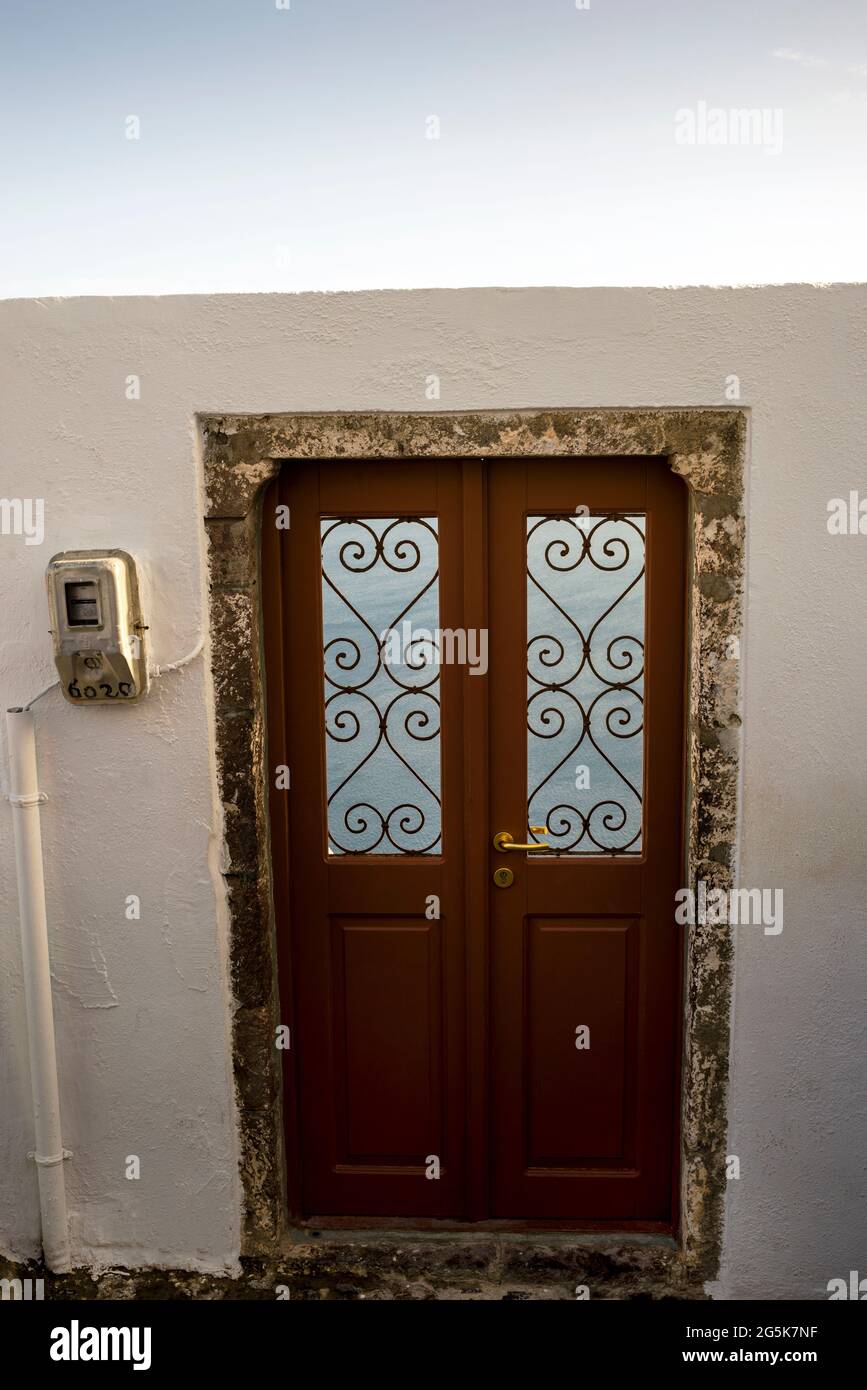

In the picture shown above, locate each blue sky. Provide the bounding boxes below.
[2,0,865,295]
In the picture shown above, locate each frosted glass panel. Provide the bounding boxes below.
[321,517,441,854]
[527,514,645,855]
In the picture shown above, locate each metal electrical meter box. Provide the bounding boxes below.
[46,550,148,704]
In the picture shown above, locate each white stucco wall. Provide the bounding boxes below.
[1,287,865,1293]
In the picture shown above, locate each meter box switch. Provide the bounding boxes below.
[46,549,149,704]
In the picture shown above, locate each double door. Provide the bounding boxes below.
[262,454,686,1224]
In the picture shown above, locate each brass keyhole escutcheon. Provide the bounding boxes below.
[493,866,514,889]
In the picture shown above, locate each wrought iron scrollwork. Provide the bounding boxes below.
[321,517,442,854]
[526,514,646,855]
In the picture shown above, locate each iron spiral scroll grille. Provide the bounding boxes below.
[321,516,442,855]
[527,513,646,855]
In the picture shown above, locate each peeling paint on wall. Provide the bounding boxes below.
[161,856,217,993]
[50,924,118,1009]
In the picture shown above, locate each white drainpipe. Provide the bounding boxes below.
[6,706,71,1272]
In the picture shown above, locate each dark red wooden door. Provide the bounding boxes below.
[488,457,686,1220]
[263,459,467,1217]
[262,455,686,1225]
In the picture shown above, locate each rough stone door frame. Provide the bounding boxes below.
[201,408,747,1286]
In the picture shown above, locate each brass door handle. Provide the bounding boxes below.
[493,829,549,853]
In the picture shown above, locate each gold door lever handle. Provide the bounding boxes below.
[493,829,549,852]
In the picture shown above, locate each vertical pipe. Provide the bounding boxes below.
[6,707,70,1273]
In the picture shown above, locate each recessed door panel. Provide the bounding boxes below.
[526,916,636,1166]
[333,916,442,1164]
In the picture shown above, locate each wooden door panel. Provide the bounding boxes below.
[526,916,636,1165]
[333,916,443,1163]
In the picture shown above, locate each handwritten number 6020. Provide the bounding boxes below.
[68,680,133,699]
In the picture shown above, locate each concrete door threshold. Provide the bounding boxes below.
[1,1227,706,1300]
[276,1226,704,1301]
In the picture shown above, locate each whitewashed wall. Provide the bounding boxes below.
[1,287,865,1294]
